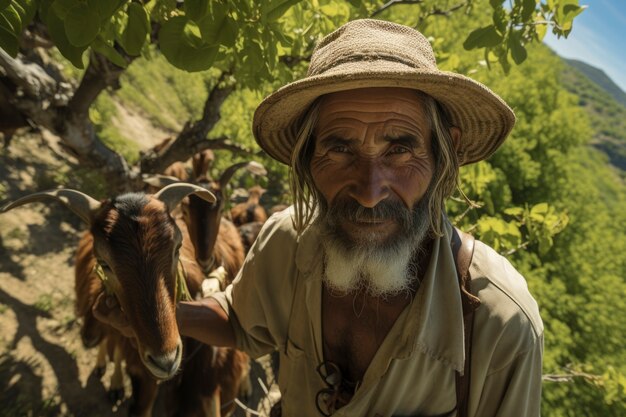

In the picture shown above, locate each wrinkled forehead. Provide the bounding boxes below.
[315,87,429,136]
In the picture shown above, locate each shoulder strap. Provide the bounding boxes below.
[451,227,480,417]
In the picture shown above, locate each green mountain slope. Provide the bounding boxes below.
[560,59,626,172]
[565,59,626,107]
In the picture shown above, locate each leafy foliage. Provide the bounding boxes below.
[4,0,625,415]
[1,0,585,78]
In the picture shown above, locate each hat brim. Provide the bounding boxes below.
[253,64,515,166]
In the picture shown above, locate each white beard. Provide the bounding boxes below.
[321,235,419,298]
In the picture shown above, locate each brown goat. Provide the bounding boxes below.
[1,186,249,417]
[230,186,268,227]
[146,153,266,281]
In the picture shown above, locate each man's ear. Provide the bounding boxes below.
[450,127,462,162]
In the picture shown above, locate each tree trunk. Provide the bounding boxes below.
[139,75,248,174]
[0,50,136,193]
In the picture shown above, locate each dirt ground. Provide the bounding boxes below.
[0,129,277,417]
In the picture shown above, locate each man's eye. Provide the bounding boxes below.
[388,146,411,155]
[329,145,350,153]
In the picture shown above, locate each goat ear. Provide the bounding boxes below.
[154,183,216,212]
[142,174,181,189]
[218,161,267,190]
[0,189,101,224]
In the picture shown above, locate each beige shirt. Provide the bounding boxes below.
[212,208,543,417]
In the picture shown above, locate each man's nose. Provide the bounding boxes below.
[347,161,390,208]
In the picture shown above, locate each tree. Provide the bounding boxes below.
[0,0,585,193]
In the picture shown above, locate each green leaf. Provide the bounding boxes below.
[504,207,524,217]
[265,0,302,22]
[0,4,21,32]
[562,4,585,26]
[14,0,38,27]
[52,0,80,20]
[492,7,506,33]
[196,2,228,45]
[64,3,101,47]
[463,25,503,50]
[217,15,238,48]
[92,37,127,67]
[534,13,547,41]
[0,0,11,10]
[184,0,209,22]
[497,50,510,74]
[521,0,536,21]
[538,235,553,255]
[87,0,126,23]
[119,2,149,55]
[43,6,87,68]
[159,16,219,71]
[508,31,527,65]
[0,21,18,56]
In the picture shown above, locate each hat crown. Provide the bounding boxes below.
[308,19,437,77]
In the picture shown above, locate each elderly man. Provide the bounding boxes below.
[98,19,542,417]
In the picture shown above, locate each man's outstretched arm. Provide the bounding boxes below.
[93,292,236,348]
[176,298,236,347]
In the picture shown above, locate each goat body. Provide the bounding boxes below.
[71,193,249,417]
[230,186,267,227]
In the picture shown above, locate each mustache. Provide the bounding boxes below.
[324,198,413,228]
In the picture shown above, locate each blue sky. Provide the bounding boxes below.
[543,0,626,92]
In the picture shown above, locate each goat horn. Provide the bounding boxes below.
[154,183,216,212]
[142,174,181,189]
[218,161,267,190]
[0,189,101,224]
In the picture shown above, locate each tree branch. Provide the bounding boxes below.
[0,49,136,191]
[0,49,57,98]
[68,51,132,117]
[139,72,239,174]
[371,0,426,17]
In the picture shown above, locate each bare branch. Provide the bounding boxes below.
[371,0,426,17]
[0,49,57,98]
[543,367,603,384]
[0,50,136,191]
[502,241,530,256]
[139,72,240,174]
[189,136,252,156]
[68,51,134,116]
[196,72,235,137]
[427,2,468,18]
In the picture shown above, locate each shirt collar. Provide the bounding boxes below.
[295,214,467,373]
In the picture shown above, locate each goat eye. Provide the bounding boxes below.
[98,260,111,270]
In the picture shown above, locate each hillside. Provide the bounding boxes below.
[564,59,626,107]
[561,59,626,172]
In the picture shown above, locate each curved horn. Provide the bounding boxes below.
[0,189,101,224]
[142,174,181,189]
[154,183,216,213]
[218,161,267,191]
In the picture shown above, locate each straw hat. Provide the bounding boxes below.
[252,19,515,166]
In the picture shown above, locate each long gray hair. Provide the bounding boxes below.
[289,91,460,236]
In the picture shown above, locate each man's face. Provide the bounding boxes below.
[311,87,434,247]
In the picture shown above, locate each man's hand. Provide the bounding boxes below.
[92,292,135,339]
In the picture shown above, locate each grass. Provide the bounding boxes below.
[33,294,54,314]
[91,93,141,165]
[117,50,220,131]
